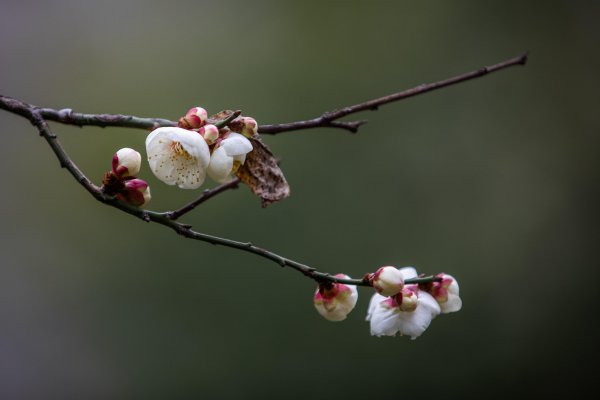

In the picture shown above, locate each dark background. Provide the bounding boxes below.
[1,1,598,398]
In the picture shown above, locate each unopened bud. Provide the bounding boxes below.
[179,106,208,129]
[199,124,220,145]
[230,116,258,138]
[112,148,141,178]
[117,178,151,207]
[395,286,418,312]
[370,266,404,296]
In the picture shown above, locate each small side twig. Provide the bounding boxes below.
[258,52,529,134]
[165,178,241,220]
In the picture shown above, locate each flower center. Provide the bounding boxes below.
[171,141,193,160]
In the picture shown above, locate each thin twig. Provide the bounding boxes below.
[166,178,241,220]
[258,52,529,134]
[1,53,527,136]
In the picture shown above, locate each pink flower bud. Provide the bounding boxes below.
[112,148,141,178]
[199,124,220,145]
[117,178,151,207]
[229,116,258,138]
[178,106,208,129]
[370,266,404,296]
[240,117,257,137]
[313,274,358,322]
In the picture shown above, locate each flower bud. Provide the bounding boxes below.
[117,178,151,207]
[313,274,358,322]
[230,116,258,138]
[112,148,141,178]
[395,286,419,312]
[370,266,404,296]
[179,106,208,129]
[199,124,220,145]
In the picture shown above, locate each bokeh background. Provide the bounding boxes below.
[1,1,598,398]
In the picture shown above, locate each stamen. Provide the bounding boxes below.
[170,141,193,160]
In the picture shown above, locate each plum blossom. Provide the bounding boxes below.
[145,127,210,189]
[366,267,441,339]
[421,273,462,314]
[313,274,358,322]
[112,147,141,178]
[207,132,253,183]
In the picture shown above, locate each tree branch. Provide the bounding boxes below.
[0,53,527,288]
[2,52,527,137]
[258,52,528,134]
[0,96,391,287]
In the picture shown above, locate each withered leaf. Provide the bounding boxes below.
[236,135,291,207]
[208,110,234,124]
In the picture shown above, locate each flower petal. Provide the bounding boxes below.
[396,292,441,339]
[221,132,253,156]
[367,294,403,337]
[398,267,418,280]
[207,146,234,183]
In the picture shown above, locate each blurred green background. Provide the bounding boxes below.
[1,0,598,398]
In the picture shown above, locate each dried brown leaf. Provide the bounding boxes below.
[236,135,291,207]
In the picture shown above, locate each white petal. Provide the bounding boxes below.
[366,293,387,321]
[396,292,441,339]
[368,296,403,337]
[145,127,165,148]
[441,293,462,313]
[221,132,253,156]
[174,130,211,167]
[207,146,234,183]
[148,150,177,185]
[441,274,462,314]
[176,167,207,189]
[398,267,418,280]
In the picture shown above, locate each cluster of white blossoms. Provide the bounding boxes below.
[145,107,256,190]
[104,108,461,341]
[313,266,461,339]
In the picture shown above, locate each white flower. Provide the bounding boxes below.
[313,274,358,322]
[366,267,441,339]
[207,132,253,183]
[112,147,141,178]
[145,127,210,189]
[370,266,405,296]
[426,273,462,314]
